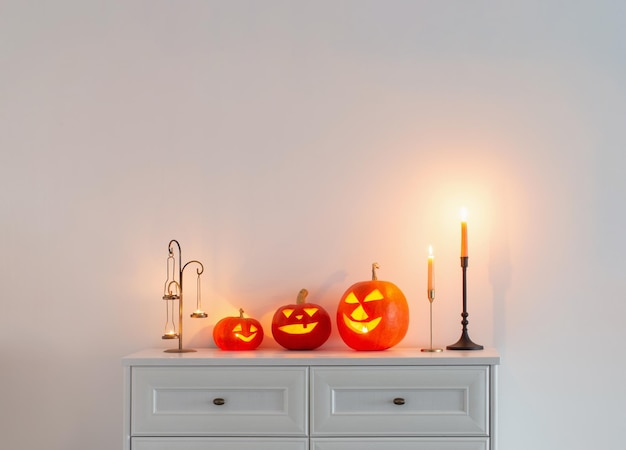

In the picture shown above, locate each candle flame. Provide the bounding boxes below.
[460,207,468,222]
[428,245,433,257]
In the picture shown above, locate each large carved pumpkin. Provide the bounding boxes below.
[336,263,409,351]
[213,309,264,351]
[271,289,332,350]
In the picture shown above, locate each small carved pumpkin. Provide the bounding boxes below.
[336,263,409,351]
[213,309,264,351]
[271,289,332,350]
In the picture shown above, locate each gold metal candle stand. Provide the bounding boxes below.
[421,289,442,352]
[161,239,208,353]
[447,256,483,350]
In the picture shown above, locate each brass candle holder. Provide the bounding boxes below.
[161,239,208,353]
[421,289,442,353]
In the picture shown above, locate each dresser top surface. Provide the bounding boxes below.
[122,347,500,366]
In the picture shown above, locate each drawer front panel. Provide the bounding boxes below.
[132,366,307,436]
[311,437,489,450]
[132,437,308,450]
[311,366,489,436]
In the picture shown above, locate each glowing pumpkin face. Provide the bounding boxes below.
[272,289,332,350]
[337,263,409,351]
[213,309,264,351]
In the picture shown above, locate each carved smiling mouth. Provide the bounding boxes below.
[342,314,381,334]
[278,322,319,334]
[235,333,257,342]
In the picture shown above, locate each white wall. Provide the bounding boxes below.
[1,1,624,449]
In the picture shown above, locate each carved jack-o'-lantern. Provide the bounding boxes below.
[336,263,409,351]
[271,289,332,350]
[213,309,264,351]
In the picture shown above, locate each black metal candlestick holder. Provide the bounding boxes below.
[447,256,483,350]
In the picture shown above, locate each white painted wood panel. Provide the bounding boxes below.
[122,348,501,367]
[132,366,307,436]
[132,437,308,450]
[311,366,489,436]
[122,349,499,450]
[311,437,489,450]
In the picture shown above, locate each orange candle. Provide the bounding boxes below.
[427,245,434,293]
[460,207,468,257]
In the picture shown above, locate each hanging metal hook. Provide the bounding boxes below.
[160,240,208,353]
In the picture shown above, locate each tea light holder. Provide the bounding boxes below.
[160,239,208,353]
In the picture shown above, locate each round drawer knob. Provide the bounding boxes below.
[213,398,225,406]
[393,397,406,405]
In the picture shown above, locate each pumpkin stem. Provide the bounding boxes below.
[296,289,309,304]
[371,262,380,281]
[239,308,245,318]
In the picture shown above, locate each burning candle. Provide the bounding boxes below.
[427,245,434,293]
[460,207,468,257]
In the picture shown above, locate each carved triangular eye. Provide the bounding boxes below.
[364,289,384,302]
[282,308,295,318]
[233,324,243,332]
[344,292,359,304]
[250,325,258,333]
[304,307,318,317]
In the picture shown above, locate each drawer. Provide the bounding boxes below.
[311,437,489,450]
[132,437,308,450]
[131,366,307,436]
[311,366,489,436]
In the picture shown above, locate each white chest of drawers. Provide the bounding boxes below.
[123,348,499,450]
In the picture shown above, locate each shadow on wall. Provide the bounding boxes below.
[488,182,512,352]
[185,268,349,349]
[315,269,349,299]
